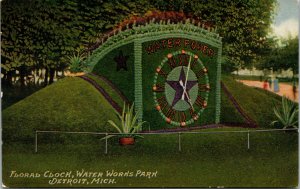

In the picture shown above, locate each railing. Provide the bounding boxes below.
[34,128,298,154]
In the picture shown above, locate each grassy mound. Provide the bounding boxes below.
[2,75,298,188]
[220,84,245,124]
[84,73,126,107]
[221,75,282,127]
[2,77,118,142]
[2,85,43,110]
[2,74,290,143]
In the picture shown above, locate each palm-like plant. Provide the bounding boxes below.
[68,52,85,73]
[102,103,145,142]
[271,96,298,129]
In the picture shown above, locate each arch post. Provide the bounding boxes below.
[134,39,143,124]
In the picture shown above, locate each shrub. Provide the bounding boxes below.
[271,96,298,129]
[68,53,85,73]
[102,103,145,140]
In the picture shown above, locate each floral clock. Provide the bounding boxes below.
[153,50,210,127]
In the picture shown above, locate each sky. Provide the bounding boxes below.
[272,0,299,38]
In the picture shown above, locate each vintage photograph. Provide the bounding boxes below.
[1,0,299,188]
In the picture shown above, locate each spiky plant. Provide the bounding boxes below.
[68,52,85,73]
[102,103,144,140]
[271,96,298,129]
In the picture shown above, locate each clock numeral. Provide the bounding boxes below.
[178,111,187,127]
[191,58,198,68]
[195,95,207,108]
[178,54,189,66]
[198,84,210,91]
[179,111,186,123]
[156,67,168,78]
[196,68,208,78]
[189,107,195,116]
[157,96,168,110]
[189,107,199,121]
[190,54,199,68]
[167,55,177,69]
[166,107,176,119]
[153,84,164,92]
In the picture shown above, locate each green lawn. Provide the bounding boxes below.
[2,75,287,143]
[2,77,118,142]
[221,75,283,127]
[2,75,298,187]
[84,73,126,107]
[3,128,298,187]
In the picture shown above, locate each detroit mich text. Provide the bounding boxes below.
[9,169,158,186]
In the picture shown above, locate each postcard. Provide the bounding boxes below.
[1,0,298,188]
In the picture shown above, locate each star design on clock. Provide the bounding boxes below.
[166,66,197,107]
[114,50,129,71]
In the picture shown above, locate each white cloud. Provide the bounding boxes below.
[271,18,299,38]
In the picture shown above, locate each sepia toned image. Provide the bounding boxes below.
[1,0,299,188]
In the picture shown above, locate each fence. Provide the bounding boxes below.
[34,128,298,154]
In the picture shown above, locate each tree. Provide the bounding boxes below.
[150,0,277,72]
[1,0,277,87]
[257,36,298,84]
[279,37,299,78]
[1,0,78,86]
[1,0,153,86]
[255,36,279,75]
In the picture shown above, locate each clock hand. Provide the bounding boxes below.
[183,55,192,90]
[179,80,195,111]
[181,56,192,100]
[179,80,184,87]
[183,90,195,111]
[179,80,186,100]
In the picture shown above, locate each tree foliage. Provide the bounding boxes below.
[1,0,153,86]
[257,36,299,77]
[150,0,277,72]
[1,0,277,86]
[2,0,80,86]
[278,37,299,75]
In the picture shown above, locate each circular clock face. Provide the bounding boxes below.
[153,50,210,127]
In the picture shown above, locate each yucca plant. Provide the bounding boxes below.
[102,103,145,145]
[68,52,85,73]
[271,96,298,129]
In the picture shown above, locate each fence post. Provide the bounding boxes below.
[105,133,108,154]
[247,131,250,150]
[35,131,38,153]
[144,122,151,132]
[178,132,181,152]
